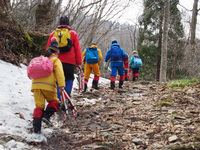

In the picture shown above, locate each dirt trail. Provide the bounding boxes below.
[35,81,200,150]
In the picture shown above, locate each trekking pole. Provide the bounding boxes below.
[76,67,84,92]
[106,59,111,72]
[62,89,78,119]
[61,90,69,123]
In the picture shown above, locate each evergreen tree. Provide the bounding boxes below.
[138,0,184,81]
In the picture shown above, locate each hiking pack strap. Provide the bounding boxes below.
[49,55,56,59]
[111,60,123,62]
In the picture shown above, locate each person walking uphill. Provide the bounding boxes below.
[105,40,128,89]
[129,51,142,81]
[123,55,129,81]
[31,38,65,133]
[46,16,82,99]
[82,43,102,92]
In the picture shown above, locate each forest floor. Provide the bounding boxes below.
[32,80,200,150]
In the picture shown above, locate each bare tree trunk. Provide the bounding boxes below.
[128,25,137,52]
[156,16,163,81]
[190,0,198,46]
[132,25,138,51]
[189,0,198,77]
[159,0,169,82]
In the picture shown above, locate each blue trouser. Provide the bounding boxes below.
[110,62,124,77]
[57,80,73,100]
[58,63,75,100]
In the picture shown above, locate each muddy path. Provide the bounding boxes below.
[34,81,200,150]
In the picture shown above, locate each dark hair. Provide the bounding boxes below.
[90,43,96,46]
[43,49,55,57]
[60,16,70,25]
[112,40,118,44]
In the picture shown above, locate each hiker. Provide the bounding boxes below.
[31,37,65,133]
[82,43,102,92]
[105,40,128,89]
[46,16,82,99]
[123,55,129,81]
[129,50,142,81]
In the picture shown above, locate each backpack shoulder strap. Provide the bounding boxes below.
[49,55,56,59]
[86,47,89,53]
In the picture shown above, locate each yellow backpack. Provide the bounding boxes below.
[53,28,72,52]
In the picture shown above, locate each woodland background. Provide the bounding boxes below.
[0,0,200,81]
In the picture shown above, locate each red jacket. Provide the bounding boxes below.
[46,25,82,66]
[123,55,129,69]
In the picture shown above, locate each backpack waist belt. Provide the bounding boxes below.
[111,60,123,62]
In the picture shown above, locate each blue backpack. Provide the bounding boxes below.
[133,57,142,68]
[111,46,121,61]
[85,47,99,64]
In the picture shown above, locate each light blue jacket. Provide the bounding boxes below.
[130,55,142,69]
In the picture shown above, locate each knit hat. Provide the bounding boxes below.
[60,16,70,25]
[48,37,60,54]
[132,51,138,54]
[90,42,96,46]
[51,37,58,42]
[112,40,118,44]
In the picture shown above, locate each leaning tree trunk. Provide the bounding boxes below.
[159,0,169,82]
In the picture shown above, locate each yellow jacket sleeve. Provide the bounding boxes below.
[53,57,65,88]
[82,49,86,63]
[98,48,102,65]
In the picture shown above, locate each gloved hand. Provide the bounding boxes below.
[76,65,83,73]
[104,62,108,69]
[76,65,81,69]
[59,87,65,94]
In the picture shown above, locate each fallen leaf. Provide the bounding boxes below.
[19,113,25,119]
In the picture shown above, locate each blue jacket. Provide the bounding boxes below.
[105,43,127,66]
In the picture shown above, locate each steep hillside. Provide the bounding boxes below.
[0,14,48,66]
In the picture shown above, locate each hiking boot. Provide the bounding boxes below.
[135,76,138,82]
[33,118,41,133]
[92,80,99,90]
[42,107,56,127]
[110,82,115,89]
[83,84,87,92]
[42,117,53,127]
[58,103,65,112]
[119,81,123,88]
